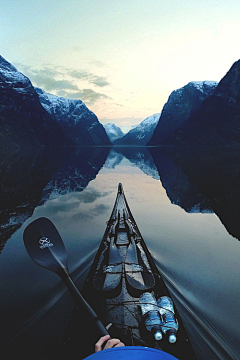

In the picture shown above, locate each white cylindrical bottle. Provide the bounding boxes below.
[139,292,163,341]
[157,296,178,343]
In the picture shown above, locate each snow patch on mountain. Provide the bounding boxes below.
[190,81,218,92]
[125,113,160,140]
[114,113,160,145]
[148,80,218,145]
[35,87,95,125]
[0,55,36,96]
[173,81,218,98]
[35,87,110,145]
[104,123,124,143]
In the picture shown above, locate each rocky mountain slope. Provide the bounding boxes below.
[0,55,65,149]
[148,81,218,145]
[114,113,160,146]
[36,88,111,146]
[150,59,240,147]
[0,55,110,149]
[103,123,124,143]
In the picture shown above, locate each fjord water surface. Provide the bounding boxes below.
[0,147,239,360]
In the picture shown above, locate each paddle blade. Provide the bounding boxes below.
[23,217,68,274]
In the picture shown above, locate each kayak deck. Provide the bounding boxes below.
[80,184,196,359]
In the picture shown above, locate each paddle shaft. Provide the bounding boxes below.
[58,268,109,337]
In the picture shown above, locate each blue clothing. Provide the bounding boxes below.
[83,346,179,360]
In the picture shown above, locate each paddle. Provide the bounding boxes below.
[23,217,109,337]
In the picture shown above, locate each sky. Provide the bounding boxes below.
[1,0,240,132]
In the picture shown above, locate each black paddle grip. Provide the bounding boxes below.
[58,268,110,337]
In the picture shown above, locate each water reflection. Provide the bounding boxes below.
[2,145,239,244]
[0,147,64,253]
[113,146,160,180]
[39,147,110,205]
[148,148,212,213]
[0,147,110,253]
[1,145,240,360]
[110,146,240,241]
[150,147,240,241]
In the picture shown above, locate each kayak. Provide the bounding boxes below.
[80,183,196,360]
[21,184,196,359]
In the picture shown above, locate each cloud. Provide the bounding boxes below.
[72,204,110,221]
[63,89,112,104]
[90,76,109,87]
[42,188,112,217]
[73,189,111,204]
[18,65,78,91]
[69,70,109,87]
[16,63,111,105]
[89,59,106,68]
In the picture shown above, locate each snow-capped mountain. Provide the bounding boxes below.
[189,81,218,93]
[103,123,124,143]
[0,55,65,148]
[159,60,240,147]
[114,113,160,145]
[0,56,36,97]
[36,88,111,146]
[148,81,218,145]
[0,55,110,149]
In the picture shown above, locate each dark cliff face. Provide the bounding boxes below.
[163,60,240,147]
[148,81,217,145]
[214,60,240,104]
[0,56,65,149]
[35,88,111,146]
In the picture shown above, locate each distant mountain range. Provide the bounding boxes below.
[113,113,160,146]
[110,59,240,148]
[1,54,240,149]
[0,55,110,149]
[103,123,124,143]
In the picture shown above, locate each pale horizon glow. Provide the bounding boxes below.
[1,0,240,131]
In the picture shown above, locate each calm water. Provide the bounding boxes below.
[0,146,240,360]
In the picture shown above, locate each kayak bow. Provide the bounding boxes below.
[81,183,196,360]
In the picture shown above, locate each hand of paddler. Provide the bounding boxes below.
[95,335,125,352]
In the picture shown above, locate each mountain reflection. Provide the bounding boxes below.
[113,146,160,180]
[0,146,110,253]
[112,146,240,241]
[0,147,63,253]
[150,147,240,241]
[1,144,239,254]
[39,147,110,205]
[149,148,213,213]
